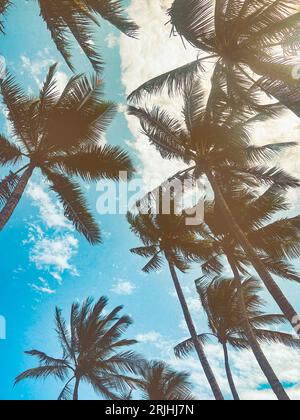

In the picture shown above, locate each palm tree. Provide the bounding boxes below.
[136,360,194,400]
[128,78,300,334]
[128,0,300,115]
[175,277,300,401]
[0,64,134,243]
[0,0,138,72]
[128,209,224,400]
[188,186,300,400]
[15,296,142,400]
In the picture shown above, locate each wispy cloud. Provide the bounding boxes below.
[21,49,68,91]
[28,277,56,295]
[111,280,136,295]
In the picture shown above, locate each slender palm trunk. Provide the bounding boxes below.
[205,168,299,330]
[73,377,80,401]
[228,257,290,401]
[0,166,33,231]
[168,260,224,401]
[222,343,240,401]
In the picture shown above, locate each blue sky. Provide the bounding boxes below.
[0,0,300,401]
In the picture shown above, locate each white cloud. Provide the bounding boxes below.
[29,277,56,295]
[136,331,161,343]
[26,182,71,230]
[110,280,136,295]
[21,49,68,92]
[24,181,79,283]
[105,33,119,48]
[28,230,79,276]
[120,0,197,190]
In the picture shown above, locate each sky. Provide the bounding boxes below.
[0,0,300,401]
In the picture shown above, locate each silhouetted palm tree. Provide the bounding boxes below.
[137,360,194,400]
[128,209,224,400]
[186,186,300,400]
[15,297,142,400]
[175,277,300,401]
[129,0,300,114]
[0,0,138,72]
[0,64,134,243]
[128,79,300,334]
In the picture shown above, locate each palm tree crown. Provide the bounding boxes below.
[129,0,300,113]
[0,64,134,243]
[201,185,300,283]
[15,296,142,400]
[0,0,138,72]
[129,79,299,191]
[175,276,300,400]
[128,209,206,273]
[137,360,195,400]
[176,277,299,356]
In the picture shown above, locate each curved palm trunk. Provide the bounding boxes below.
[0,166,33,231]
[222,343,240,401]
[228,257,290,401]
[168,260,224,401]
[205,168,298,331]
[73,377,80,401]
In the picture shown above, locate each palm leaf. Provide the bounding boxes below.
[128,59,202,103]
[15,365,69,385]
[52,144,134,181]
[174,334,212,359]
[0,171,20,206]
[44,169,101,245]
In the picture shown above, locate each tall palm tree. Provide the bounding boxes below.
[128,79,300,333]
[128,0,300,115]
[128,209,224,400]
[15,296,142,400]
[136,360,194,400]
[189,186,300,400]
[0,0,138,72]
[175,277,300,401]
[0,64,134,243]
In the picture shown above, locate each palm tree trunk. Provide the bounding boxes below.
[228,257,290,401]
[222,343,240,401]
[0,166,33,231]
[204,167,299,330]
[168,260,224,401]
[73,377,80,401]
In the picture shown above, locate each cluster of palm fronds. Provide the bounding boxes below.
[1,0,300,401]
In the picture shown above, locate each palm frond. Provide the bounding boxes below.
[44,169,101,245]
[128,59,202,103]
[0,135,22,165]
[174,334,212,359]
[0,171,20,206]
[142,253,164,273]
[15,365,69,385]
[128,105,189,161]
[91,0,139,37]
[52,144,134,181]
[25,350,69,367]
